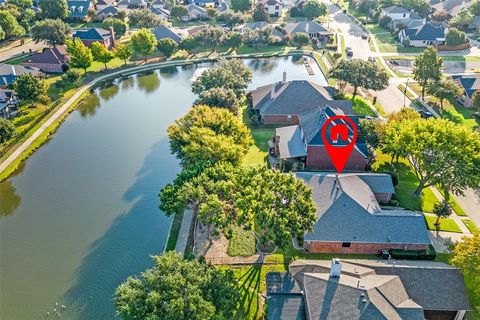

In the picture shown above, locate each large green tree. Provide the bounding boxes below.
[127,8,162,28]
[426,79,462,112]
[115,252,240,320]
[164,163,317,248]
[252,3,269,22]
[195,87,240,114]
[293,32,310,46]
[102,18,128,38]
[113,43,132,65]
[0,118,15,143]
[192,59,252,98]
[38,0,69,19]
[413,46,443,99]
[449,9,473,29]
[432,199,452,228]
[451,234,480,300]
[303,0,327,17]
[230,0,252,12]
[14,74,47,107]
[472,91,480,108]
[0,10,24,38]
[65,38,93,74]
[217,11,245,30]
[130,28,157,62]
[329,59,389,98]
[382,118,480,195]
[31,19,71,47]
[170,5,188,20]
[91,42,114,70]
[157,38,178,57]
[167,105,253,167]
[445,28,467,46]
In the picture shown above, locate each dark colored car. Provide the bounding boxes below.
[419,110,433,118]
[361,33,368,40]
[346,47,353,57]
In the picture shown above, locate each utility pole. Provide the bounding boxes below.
[403,78,410,108]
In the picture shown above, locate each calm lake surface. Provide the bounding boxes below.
[0,56,326,319]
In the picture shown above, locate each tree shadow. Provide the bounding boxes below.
[136,70,161,94]
[61,137,181,319]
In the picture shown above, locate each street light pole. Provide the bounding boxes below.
[403,78,410,108]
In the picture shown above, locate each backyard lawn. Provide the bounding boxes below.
[372,151,440,212]
[424,215,462,233]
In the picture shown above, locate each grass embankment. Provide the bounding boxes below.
[424,215,462,233]
[165,210,184,252]
[372,151,440,212]
[346,94,378,117]
[462,219,479,234]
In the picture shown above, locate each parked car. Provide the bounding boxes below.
[361,33,368,40]
[346,47,353,57]
[418,110,433,118]
[368,56,375,62]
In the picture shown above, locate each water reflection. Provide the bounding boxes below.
[99,84,120,101]
[137,71,161,94]
[248,59,278,74]
[78,93,101,118]
[121,76,135,90]
[0,181,21,217]
[159,66,179,79]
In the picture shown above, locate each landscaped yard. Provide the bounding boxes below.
[462,219,479,234]
[228,226,257,257]
[372,151,440,212]
[346,95,377,117]
[424,215,462,233]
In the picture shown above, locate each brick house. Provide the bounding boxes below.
[23,46,69,73]
[73,27,115,49]
[266,259,470,320]
[250,76,352,125]
[271,106,368,171]
[67,0,95,21]
[295,172,431,254]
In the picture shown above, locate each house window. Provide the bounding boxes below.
[403,13,406,17]
[342,242,351,248]
[287,114,292,121]
[275,5,279,9]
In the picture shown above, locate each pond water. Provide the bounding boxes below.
[0,56,327,319]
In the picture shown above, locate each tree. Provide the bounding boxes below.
[206,7,217,19]
[192,59,252,98]
[252,3,269,21]
[432,199,452,228]
[14,74,47,107]
[382,118,480,195]
[38,0,69,19]
[451,234,480,299]
[0,10,24,38]
[170,5,188,20]
[293,32,310,46]
[169,163,317,248]
[472,91,480,108]
[115,252,240,320]
[426,79,462,112]
[302,0,327,17]
[471,0,480,16]
[102,18,128,38]
[0,26,5,41]
[30,19,71,47]
[157,38,178,57]
[195,87,240,114]
[91,42,114,70]
[449,8,473,29]
[61,68,82,83]
[167,105,253,167]
[7,0,33,9]
[225,31,242,48]
[130,28,157,62]
[0,118,15,143]
[217,12,244,30]
[388,108,421,122]
[230,0,252,12]
[114,43,132,65]
[359,118,386,149]
[445,28,467,46]
[329,59,389,98]
[128,9,163,28]
[179,36,197,52]
[413,46,443,99]
[65,38,93,74]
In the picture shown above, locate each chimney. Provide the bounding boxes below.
[270,83,276,99]
[305,22,309,34]
[274,132,281,155]
[330,258,341,278]
[109,26,115,48]
[282,71,287,82]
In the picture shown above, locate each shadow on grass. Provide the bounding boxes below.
[234,265,262,320]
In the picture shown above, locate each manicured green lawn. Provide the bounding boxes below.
[346,95,377,117]
[372,151,441,212]
[218,264,288,320]
[228,226,257,257]
[436,188,468,217]
[165,210,184,251]
[424,215,462,233]
[462,219,479,234]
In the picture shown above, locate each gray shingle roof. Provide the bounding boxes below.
[0,64,42,87]
[284,21,331,35]
[152,25,182,42]
[275,125,307,159]
[382,5,410,14]
[295,172,431,245]
[73,27,112,41]
[404,23,446,41]
[252,80,352,116]
[96,5,118,15]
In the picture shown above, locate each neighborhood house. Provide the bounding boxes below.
[451,74,480,107]
[398,22,447,47]
[266,259,471,320]
[73,27,115,49]
[23,46,69,73]
[0,64,42,88]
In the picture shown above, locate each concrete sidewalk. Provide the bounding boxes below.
[174,209,193,254]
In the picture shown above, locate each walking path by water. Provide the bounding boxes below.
[175,209,193,254]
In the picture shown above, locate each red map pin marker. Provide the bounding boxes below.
[321,115,358,174]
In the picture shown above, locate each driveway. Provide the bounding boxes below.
[0,38,46,62]
[453,188,480,228]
